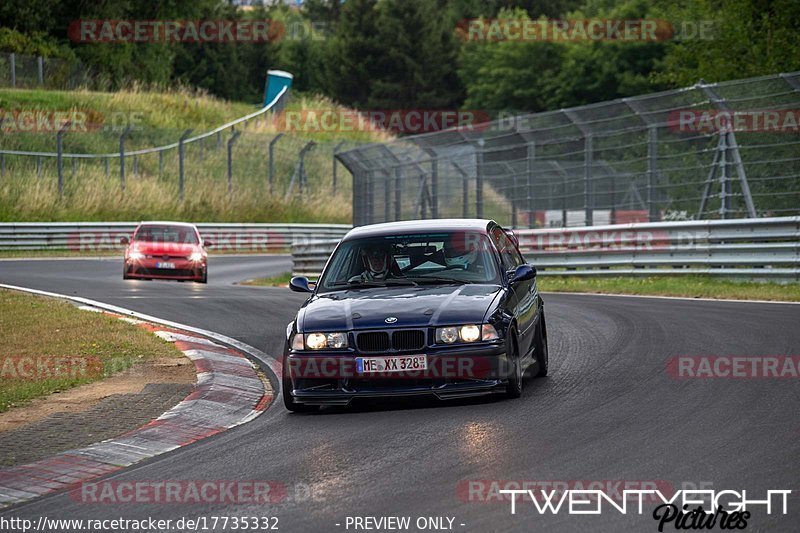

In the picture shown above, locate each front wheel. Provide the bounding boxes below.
[506,333,523,399]
[534,313,549,378]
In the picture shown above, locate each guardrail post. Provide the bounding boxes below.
[227,129,242,195]
[647,126,658,222]
[37,56,44,85]
[119,126,132,191]
[268,133,284,194]
[178,129,193,200]
[9,53,16,88]
[332,140,345,194]
[56,121,71,199]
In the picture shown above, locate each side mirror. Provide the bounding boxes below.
[204,239,215,248]
[119,236,129,245]
[289,276,313,293]
[509,264,536,284]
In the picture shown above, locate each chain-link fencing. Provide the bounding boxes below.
[337,71,800,228]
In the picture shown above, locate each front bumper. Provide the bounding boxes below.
[286,343,511,406]
[125,258,205,280]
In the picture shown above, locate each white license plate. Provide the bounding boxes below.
[156,262,176,269]
[356,354,427,374]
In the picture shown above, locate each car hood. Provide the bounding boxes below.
[131,242,199,256]
[298,284,503,331]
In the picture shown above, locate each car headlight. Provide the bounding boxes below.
[436,324,498,343]
[128,250,144,261]
[302,332,348,350]
[189,251,205,262]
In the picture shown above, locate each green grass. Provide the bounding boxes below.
[0,288,184,412]
[537,275,800,302]
[0,87,392,223]
[239,272,293,287]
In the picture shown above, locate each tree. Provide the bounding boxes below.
[367,0,463,109]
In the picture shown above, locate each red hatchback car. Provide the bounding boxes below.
[121,222,210,283]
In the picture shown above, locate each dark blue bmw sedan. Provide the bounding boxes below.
[282,219,549,412]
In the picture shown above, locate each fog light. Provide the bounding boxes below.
[460,325,481,342]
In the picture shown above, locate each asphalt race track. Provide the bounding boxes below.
[1,255,798,532]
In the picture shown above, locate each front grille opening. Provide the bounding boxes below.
[357,332,390,352]
[392,330,425,351]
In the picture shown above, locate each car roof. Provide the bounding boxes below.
[136,221,198,229]
[343,219,496,240]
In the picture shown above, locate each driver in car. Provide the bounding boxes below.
[348,243,395,283]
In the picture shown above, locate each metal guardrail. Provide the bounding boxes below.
[0,222,350,252]
[291,217,800,280]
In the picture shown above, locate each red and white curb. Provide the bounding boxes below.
[0,285,278,509]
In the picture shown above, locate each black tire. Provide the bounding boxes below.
[506,331,523,399]
[534,312,549,378]
[199,269,208,284]
[123,266,130,280]
[282,352,318,413]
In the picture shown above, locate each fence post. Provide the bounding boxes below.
[299,141,316,194]
[9,53,16,88]
[37,56,44,85]
[227,129,242,195]
[132,154,138,176]
[584,134,593,226]
[105,157,109,178]
[178,129,193,200]
[719,133,729,219]
[36,156,42,178]
[394,166,402,221]
[119,126,132,191]
[0,154,4,178]
[475,139,484,218]
[527,141,535,228]
[647,126,658,222]
[158,151,163,178]
[56,121,71,199]
[268,133,284,194]
[332,140,345,194]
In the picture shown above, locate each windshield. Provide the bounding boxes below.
[318,231,500,292]
[134,225,199,245]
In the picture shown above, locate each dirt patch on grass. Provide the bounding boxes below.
[0,355,193,434]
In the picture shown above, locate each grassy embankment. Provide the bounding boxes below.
[0,87,392,224]
[0,289,184,412]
